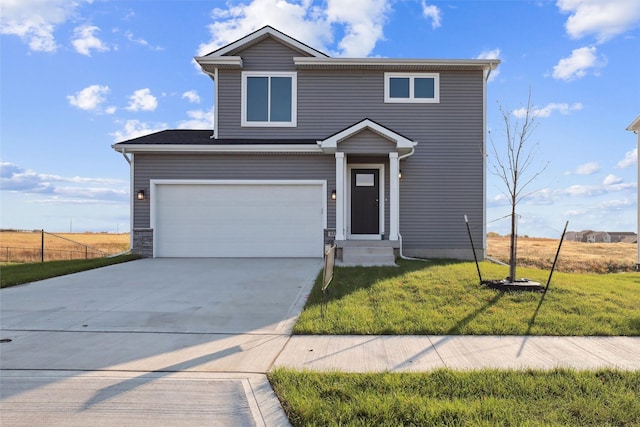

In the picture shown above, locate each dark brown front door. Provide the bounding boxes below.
[351,169,380,235]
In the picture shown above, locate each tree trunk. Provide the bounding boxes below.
[510,210,517,282]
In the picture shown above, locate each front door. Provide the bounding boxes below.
[350,168,380,235]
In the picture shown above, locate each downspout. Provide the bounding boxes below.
[201,68,218,139]
[396,147,429,261]
[118,148,134,251]
[482,61,495,260]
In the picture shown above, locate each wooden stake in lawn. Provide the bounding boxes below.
[320,245,336,320]
[488,89,548,283]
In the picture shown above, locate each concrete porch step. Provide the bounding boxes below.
[339,246,397,267]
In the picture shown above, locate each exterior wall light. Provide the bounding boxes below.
[398,169,403,179]
[137,190,146,200]
[331,189,337,200]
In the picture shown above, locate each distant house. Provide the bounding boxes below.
[586,232,606,243]
[564,231,578,241]
[575,230,593,242]
[607,232,638,243]
[568,230,638,243]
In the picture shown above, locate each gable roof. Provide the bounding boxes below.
[196,25,328,70]
[318,118,418,153]
[627,115,640,132]
[195,26,500,74]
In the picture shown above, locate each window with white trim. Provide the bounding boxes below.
[241,71,297,127]
[384,73,439,103]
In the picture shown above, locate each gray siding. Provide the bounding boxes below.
[133,153,336,229]
[339,129,396,154]
[240,37,298,71]
[216,64,485,252]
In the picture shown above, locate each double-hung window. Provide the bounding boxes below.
[241,71,297,127]
[384,73,439,103]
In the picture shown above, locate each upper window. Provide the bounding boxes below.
[241,71,297,127]
[384,73,439,103]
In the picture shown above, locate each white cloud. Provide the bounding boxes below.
[0,162,127,203]
[182,90,201,104]
[326,0,391,57]
[198,0,392,58]
[111,119,167,142]
[598,198,634,209]
[0,0,89,52]
[512,102,583,118]
[421,1,441,29]
[125,88,158,112]
[557,0,640,43]
[72,25,110,56]
[603,174,623,185]
[616,147,637,168]
[67,85,111,112]
[198,0,332,56]
[552,46,603,81]
[476,48,501,81]
[564,181,635,197]
[124,30,163,51]
[569,162,600,175]
[177,108,215,129]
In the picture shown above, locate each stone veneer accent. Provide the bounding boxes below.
[132,228,153,258]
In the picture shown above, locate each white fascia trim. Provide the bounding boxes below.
[320,119,417,150]
[295,57,500,69]
[194,56,243,68]
[627,115,640,131]
[113,144,322,153]
[150,179,328,229]
[204,27,327,58]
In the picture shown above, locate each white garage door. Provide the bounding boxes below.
[153,181,325,258]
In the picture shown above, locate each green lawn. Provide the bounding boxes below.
[294,259,640,336]
[0,254,141,288]
[269,368,640,426]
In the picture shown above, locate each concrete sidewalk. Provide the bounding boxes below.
[274,335,640,372]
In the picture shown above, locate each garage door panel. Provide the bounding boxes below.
[154,183,323,258]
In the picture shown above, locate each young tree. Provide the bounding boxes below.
[488,90,548,282]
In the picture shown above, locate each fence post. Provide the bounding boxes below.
[41,229,44,263]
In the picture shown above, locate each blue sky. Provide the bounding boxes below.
[1,0,639,237]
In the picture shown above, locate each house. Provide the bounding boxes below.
[586,232,606,243]
[113,26,499,261]
[606,232,634,243]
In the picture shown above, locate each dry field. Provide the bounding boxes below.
[487,236,637,273]
[0,230,130,263]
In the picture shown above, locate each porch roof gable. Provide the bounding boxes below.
[318,119,418,153]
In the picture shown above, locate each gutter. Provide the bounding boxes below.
[485,61,497,82]
[116,147,133,251]
[395,147,429,262]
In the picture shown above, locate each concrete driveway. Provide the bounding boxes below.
[1,258,322,426]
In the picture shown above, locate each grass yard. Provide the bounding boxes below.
[269,368,640,426]
[487,236,636,273]
[294,259,640,336]
[0,254,141,288]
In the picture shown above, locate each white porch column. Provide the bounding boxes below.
[389,152,399,241]
[335,152,346,240]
